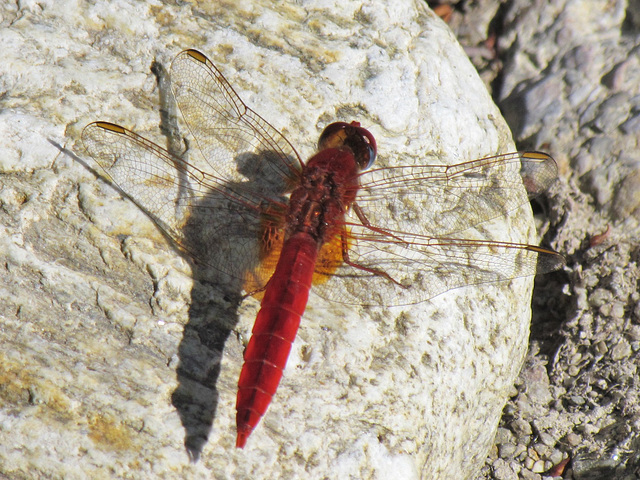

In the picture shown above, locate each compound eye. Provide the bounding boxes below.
[357,126,377,170]
[318,122,377,170]
[317,122,350,151]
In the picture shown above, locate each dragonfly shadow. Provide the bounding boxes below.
[168,269,239,461]
[168,151,290,460]
[149,59,239,459]
[65,59,298,460]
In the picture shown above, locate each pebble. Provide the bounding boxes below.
[627,325,640,341]
[494,427,514,444]
[588,288,613,307]
[524,456,536,470]
[519,468,541,480]
[537,431,556,447]
[533,443,549,457]
[531,459,546,473]
[492,459,518,480]
[499,443,517,459]
[613,170,640,219]
[548,449,566,466]
[595,340,608,355]
[510,418,533,436]
[569,395,586,406]
[594,92,631,133]
[566,432,582,447]
[611,339,632,360]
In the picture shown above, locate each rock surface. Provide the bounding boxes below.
[1,1,546,479]
[438,0,640,478]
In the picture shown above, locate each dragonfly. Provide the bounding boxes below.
[81,49,565,449]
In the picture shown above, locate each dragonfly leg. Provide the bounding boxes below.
[243,284,268,299]
[339,231,407,288]
[352,203,407,243]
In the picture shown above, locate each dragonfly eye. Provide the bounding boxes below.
[318,121,377,170]
[357,124,377,170]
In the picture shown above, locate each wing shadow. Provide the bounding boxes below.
[168,173,269,460]
[150,60,292,459]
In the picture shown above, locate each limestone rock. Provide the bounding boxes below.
[0,1,540,478]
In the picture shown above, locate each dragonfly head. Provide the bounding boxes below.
[318,121,377,170]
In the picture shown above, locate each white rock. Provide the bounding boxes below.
[0,1,538,479]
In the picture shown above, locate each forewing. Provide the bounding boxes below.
[170,49,303,197]
[355,152,558,237]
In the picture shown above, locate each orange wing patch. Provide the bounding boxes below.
[312,228,349,286]
[244,223,349,298]
[243,212,286,300]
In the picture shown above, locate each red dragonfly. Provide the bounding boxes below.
[82,49,564,449]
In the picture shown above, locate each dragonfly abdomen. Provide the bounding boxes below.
[236,232,319,448]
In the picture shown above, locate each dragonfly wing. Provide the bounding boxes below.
[355,152,558,238]
[312,225,565,306]
[170,49,303,198]
[81,121,278,288]
[310,151,563,306]
[82,122,196,241]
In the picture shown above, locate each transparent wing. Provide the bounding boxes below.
[81,122,285,290]
[170,49,303,195]
[313,224,565,306]
[81,51,310,290]
[311,152,564,306]
[355,152,557,237]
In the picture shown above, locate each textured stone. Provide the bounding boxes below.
[445,0,640,477]
[0,1,539,479]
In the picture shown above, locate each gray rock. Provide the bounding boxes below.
[444,0,640,478]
